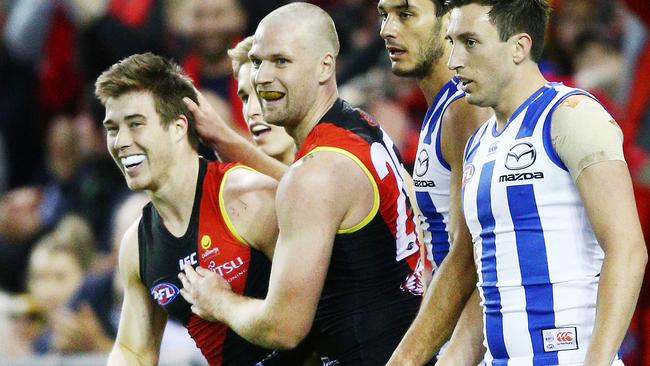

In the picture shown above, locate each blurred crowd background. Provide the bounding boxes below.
[0,0,648,364]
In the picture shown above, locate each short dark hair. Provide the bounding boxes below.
[95,53,200,149]
[445,0,551,61]
[402,0,448,17]
[431,0,448,17]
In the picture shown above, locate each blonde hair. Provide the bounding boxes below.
[228,36,254,78]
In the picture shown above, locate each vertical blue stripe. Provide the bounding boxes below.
[492,85,547,138]
[465,123,489,164]
[420,99,437,133]
[434,94,465,171]
[476,161,509,360]
[423,79,460,144]
[415,191,450,267]
[516,88,559,139]
[507,184,557,366]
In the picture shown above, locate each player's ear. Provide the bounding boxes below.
[172,115,189,143]
[318,53,335,84]
[512,32,533,65]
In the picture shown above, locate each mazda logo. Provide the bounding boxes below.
[505,142,536,170]
[415,149,429,177]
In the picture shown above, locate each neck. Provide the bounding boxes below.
[493,63,547,129]
[417,48,454,107]
[148,151,200,237]
[288,85,339,148]
[276,146,297,165]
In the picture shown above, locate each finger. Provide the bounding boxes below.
[195,266,213,276]
[179,288,194,304]
[178,272,192,291]
[190,305,202,317]
[183,97,199,113]
[195,88,209,106]
[183,264,201,282]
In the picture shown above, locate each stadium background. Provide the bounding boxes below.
[0,0,648,364]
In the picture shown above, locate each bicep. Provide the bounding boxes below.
[223,168,279,260]
[576,160,643,253]
[111,225,167,364]
[264,157,352,325]
[441,103,484,243]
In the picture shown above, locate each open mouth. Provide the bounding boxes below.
[258,91,285,101]
[386,45,406,58]
[250,123,272,138]
[120,154,146,171]
[458,77,474,90]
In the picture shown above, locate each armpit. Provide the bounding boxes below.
[551,97,625,181]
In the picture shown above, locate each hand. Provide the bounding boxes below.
[183,89,237,147]
[51,303,113,353]
[178,264,232,322]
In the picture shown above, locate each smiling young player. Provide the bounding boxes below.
[96,53,310,366]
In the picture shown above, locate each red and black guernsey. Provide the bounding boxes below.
[138,159,273,365]
[295,99,424,365]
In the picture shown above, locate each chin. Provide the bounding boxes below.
[125,178,148,192]
[391,64,417,77]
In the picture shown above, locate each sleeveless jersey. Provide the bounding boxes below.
[461,83,621,365]
[413,77,465,269]
[138,159,273,365]
[295,98,423,365]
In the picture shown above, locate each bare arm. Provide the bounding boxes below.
[435,291,484,365]
[578,161,646,365]
[388,100,489,365]
[180,152,365,349]
[553,97,647,365]
[108,220,168,366]
[183,90,288,180]
[222,166,279,260]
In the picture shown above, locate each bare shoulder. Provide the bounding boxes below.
[118,216,143,284]
[441,99,492,167]
[223,166,279,199]
[277,151,365,216]
[282,151,365,193]
[443,98,492,140]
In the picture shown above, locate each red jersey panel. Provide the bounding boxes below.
[138,159,272,365]
[294,99,423,365]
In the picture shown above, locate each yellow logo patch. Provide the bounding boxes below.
[201,235,212,250]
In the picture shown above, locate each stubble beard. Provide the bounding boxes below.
[391,23,445,79]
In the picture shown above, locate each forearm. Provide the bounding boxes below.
[216,293,303,350]
[107,343,158,366]
[584,245,647,365]
[436,290,485,365]
[206,128,288,180]
[388,248,477,365]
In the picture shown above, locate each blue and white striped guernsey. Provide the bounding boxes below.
[461,83,623,365]
[414,77,465,270]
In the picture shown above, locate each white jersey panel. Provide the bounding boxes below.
[461,83,617,365]
[413,77,465,269]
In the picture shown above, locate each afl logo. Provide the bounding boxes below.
[505,142,536,170]
[462,164,475,186]
[201,235,212,250]
[415,149,429,177]
[151,283,179,306]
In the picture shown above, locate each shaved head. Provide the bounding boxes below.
[249,2,340,130]
[257,2,340,58]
